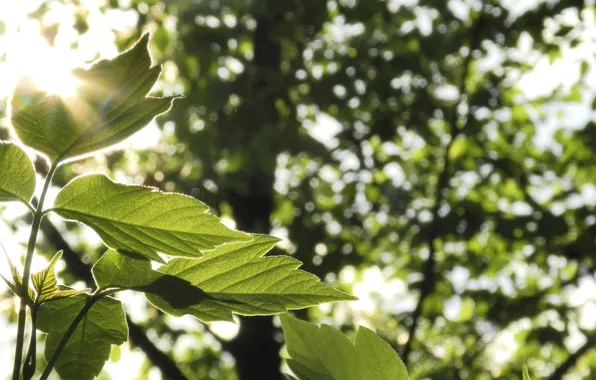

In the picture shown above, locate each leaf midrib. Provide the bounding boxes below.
[54,208,224,237]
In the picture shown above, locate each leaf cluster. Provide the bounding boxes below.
[1,35,370,380]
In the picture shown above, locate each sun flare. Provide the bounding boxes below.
[27,64,80,98]
[3,20,81,99]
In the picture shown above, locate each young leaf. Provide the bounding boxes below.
[52,174,250,262]
[1,274,18,297]
[146,234,356,322]
[37,295,128,380]
[523,365,532,380]
[280,314,409,380]
[32,251,61,299]
[2,250,34,303]
[31,251,88,304]
[0,141,36,205]
[10,34,177,163]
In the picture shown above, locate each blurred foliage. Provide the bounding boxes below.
[3,0,596,379]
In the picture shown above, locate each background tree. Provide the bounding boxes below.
[1,0,596,379]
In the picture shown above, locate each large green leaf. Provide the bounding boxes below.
[31,251,88,304]
[92,249,210,308]
[280,314,408,380]
[10,34,176,163]
[146,234,356,322]
[0,141,36,204]
[37,295,128,380]
[52,174,250,262]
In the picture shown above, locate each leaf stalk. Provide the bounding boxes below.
[12,162,59,380]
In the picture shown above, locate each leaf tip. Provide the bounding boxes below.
[131,32,151,53]
[140,32,151,45]
[344,293,359,301]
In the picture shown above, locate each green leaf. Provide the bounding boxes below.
[31,251,88,304]
[37,295,128,380]
[2,250,34,303]
[32,251,60,299]
[0,141,36,205]
[52,174,250,262]
[1,274,18,297]
[10,34,177,163]
[280,314,408,380]
[523,365,532,380]
[92,249,210,308]
[146,234,356,322]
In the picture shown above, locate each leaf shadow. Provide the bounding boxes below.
[134,275,213,309]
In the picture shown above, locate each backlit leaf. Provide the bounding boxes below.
[10,34,177,163]
[280,314,408,380]
[31,251,88,304]
[37,295,128,380]
[146,234,356,322]
[0,141,36,205]
[52,174,250,262]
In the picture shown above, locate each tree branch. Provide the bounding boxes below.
[39,220,189,380]
[494,162,596,379]
[548,335,596,380]
[401,12,485,364]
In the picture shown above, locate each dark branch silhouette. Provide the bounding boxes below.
[548,336,596,380]
[401,11,486,364]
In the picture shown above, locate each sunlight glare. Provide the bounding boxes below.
[28,61,80,98]
[4,19,80,98]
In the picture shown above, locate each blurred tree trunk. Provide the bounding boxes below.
[224,10,283,380]
[227,174,280,380]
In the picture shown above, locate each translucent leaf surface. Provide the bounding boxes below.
[37,295,128,380]
[146,234,356,322]
[10,34,176,163]
[92,249,210,309]
[52,174,250,262]
[31,251,88,304]
[0,141,36,204]
[280,314,408,380]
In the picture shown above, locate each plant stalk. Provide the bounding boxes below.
[23,307,37,380]
[39,294,99,380]
[12,162,59,380]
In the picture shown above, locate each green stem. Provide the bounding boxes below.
[23,307,37,380]
[12,162,59,380]
[39,294,100,380]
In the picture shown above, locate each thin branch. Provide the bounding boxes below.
[495,162,596,379]
[401,12,485,364]
[548,335,596,380]
[39,220,189,380]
